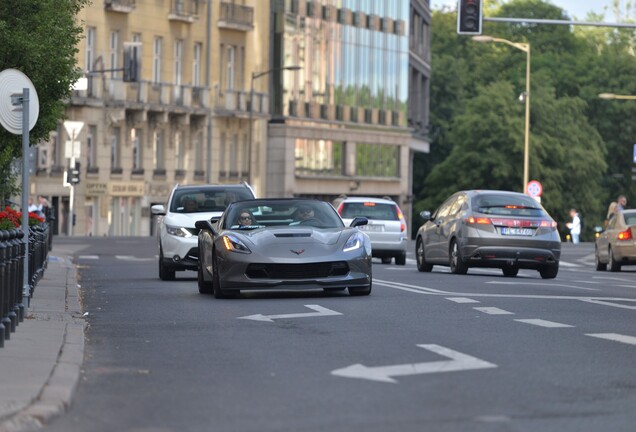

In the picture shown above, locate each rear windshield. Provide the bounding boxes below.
[340,202,399,221]
[170,188,254,213]
[624,212,636,226]
[472,194,545,217]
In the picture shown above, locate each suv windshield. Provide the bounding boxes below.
[170,187,254,213]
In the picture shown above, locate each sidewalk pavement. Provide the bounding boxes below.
[0,247,84,432]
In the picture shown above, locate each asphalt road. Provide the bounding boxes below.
[42,237,636,432]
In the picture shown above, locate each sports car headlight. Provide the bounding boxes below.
[166,224,192,238]
[222,234,251,254]
[343,232,364,252]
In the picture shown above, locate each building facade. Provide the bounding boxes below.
[30,0,430,236]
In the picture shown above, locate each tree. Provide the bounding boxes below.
[0,0,89,202]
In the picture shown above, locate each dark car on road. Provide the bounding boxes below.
[415,190,561,278]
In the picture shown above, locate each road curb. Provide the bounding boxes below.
[0,257,85,432]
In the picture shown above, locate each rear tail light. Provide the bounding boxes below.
[337,203,344,215]
[465,217,492,225]
[396,207,405,232]
[618,229,633,241]
[539,220,558,229]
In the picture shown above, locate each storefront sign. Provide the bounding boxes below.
[85,181,108,196]
[108,181,146,197]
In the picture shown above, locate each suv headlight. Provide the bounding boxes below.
[166,224,193,238]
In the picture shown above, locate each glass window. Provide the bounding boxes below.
[153,37,163,84]
[110,127,121,169]
[355,143,399,177]
[472,194,545,217]
[294,139,344,176]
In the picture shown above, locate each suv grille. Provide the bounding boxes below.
[246,262,349,279]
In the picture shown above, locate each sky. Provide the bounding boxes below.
[431,1,619,22]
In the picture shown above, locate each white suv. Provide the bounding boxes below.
[335,196,408,265]
[152,183,255,280]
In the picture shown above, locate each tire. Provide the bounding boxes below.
[609,247,621,272]
[395,252,406,266]
[502,266,519,277]
[197,262,213,294]
[416,238,433,272]
[539,264,558,279]
[381,257,392,264]
[449,239,468,275]
[212,250,231,299]
[595,246,607,271]
[348,282,372,296]
[158,247,176,281]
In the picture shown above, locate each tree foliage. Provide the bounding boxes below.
[415,0,633,238]
[0,0,89,201]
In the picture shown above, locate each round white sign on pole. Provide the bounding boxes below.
[526,180,543,197]
[0,69,39,135]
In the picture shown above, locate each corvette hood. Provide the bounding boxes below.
[241,227,347,246]
[164,211,223,228]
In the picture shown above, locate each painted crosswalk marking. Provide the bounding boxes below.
[514,319,573,328]
[586,333,636,346]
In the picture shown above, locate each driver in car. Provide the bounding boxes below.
[290,205,315,225]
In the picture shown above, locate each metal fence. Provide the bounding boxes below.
[0,223,50,348]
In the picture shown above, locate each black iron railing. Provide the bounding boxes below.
[0,223,50,348]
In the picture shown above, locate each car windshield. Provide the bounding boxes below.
[224,199,344,230]
[340,202,400,221]
[472,194,545,217]
[170,188,254,213]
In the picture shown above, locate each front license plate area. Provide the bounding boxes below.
[501,227,534,236]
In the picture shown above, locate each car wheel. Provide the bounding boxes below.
[348,282,372,296]
[212,250,231,299]
[609,247,621,272]
[416,238,433,272]
[381,257,392,264]
[158,247,176,281]
[595,246,607,271]
[449,239,468,275]
[395,252,406,266]
[197,262,213,294]
[502,266,519,277]
[539,265,558,279]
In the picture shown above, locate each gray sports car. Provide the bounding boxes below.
[194,198,372,298]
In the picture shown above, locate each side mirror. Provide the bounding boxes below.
[151,204,166,216]
[350,217,368,227]
[419,210,432,221]
[195,220,218,236]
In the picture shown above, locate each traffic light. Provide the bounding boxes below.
[123,42,142,83]
[457,0,482,35]
[69,161,80,185]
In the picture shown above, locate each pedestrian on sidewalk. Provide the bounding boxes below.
[566,208,581,244]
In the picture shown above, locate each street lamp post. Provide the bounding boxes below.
[599,93,636,100]
[248,65,301,187]
[473,35,531,193]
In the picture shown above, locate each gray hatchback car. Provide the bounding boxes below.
[415,190,561,278]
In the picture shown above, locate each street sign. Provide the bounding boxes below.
[63,120,84,141]
[526,180,543,197]
[633,144,636,163]
[64,140,81,159]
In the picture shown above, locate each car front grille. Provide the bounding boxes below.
[245,262,349,279]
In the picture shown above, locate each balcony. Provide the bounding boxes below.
[168,0,199,23]
[218,2,253,31]
[104,0,135,13]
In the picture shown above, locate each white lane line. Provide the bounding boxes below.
[115,255,155,262]
[473,307,514,315]
[586,333,636,346]
[617,285,636,289]
[514,319,574,328]
[446,297,480,304]
[573,280,602,284]
[592,276,634,282]
[559,261,581,268]
[487,281,600,292]
[579,298,636,310]
[78,255,99,260]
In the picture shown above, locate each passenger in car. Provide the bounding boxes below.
[236,210,256,226]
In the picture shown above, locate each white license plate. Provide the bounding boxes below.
[361,224,384,232]
[501,227,534,236]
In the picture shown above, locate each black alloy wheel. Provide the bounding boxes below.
[416,238,433,272]
[449,240,468,275]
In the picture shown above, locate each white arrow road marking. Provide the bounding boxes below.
[78,255,99,260]
[238,305,342,322]
[331,344,497,383]
[586,333,636,346]
[446,297,480,304]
